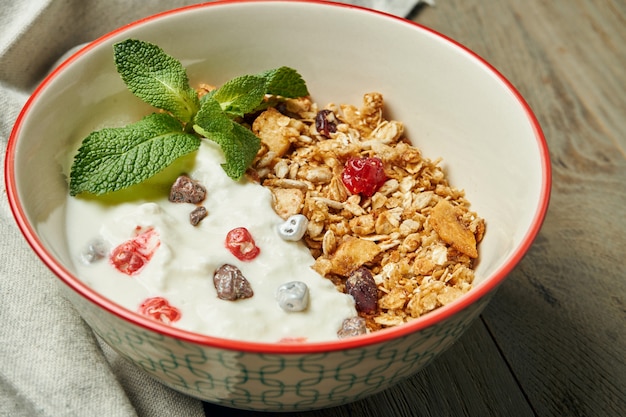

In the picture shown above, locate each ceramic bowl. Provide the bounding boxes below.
[5,0,551,412]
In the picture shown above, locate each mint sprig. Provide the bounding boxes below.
[114,39,200,125]
[261,67,309,98]
[192,94,260,179]
[211,74,267,118]
[69,39,309,197]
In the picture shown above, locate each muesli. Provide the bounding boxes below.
[248,92,485,332]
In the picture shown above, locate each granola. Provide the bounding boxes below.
[250,93,485,332]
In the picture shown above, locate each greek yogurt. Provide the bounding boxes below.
[66,140,357,343]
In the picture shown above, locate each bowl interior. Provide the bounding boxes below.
[7,0,550,346]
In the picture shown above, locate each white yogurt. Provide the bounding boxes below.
[66,141,356,343]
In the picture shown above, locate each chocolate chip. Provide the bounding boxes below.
[169,175,206,204]
[189,206,208,226]
[213,264,253,301]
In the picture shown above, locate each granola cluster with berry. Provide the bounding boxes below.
[249,92,486,332]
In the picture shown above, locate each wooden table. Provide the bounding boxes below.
[204,1,626,415]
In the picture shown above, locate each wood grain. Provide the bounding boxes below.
[418,0,626,416]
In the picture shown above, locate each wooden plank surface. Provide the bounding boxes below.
[418,0,626,416]
[205,0,626,415]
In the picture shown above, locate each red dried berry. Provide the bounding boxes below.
[110,227,160,275]
[341,157,387,197]
[345,266,378,314]
[225,227,260,261]
[315,109,337,138]
[139,297,181,324]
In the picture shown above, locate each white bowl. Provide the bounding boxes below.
[5,0,551,411]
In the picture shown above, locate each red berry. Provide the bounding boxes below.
[315,109,337,138]
[225,227,260,261]
[341,157,387,197]
[110,227,160,275]
[139,297,181,324]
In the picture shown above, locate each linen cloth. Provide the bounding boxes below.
[0,1,427,416]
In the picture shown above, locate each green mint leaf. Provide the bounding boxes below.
[193,96,260,180]
[260,66,310,98]
[211,75,267,118]
[69,113,200,196]
[210,68,310,118]
[194,95,235,135]
[199,88,216,105]
[113,39,200,124]
[210,123,261,180]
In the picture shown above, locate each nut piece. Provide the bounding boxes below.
[169,175,207,204]
[329,237,381,276]
[430,199,478,258]
[269,187,305,220]
[345,266,378,314]
[337,316,368,339]
[252,107,297,157]
[213,264,254,301]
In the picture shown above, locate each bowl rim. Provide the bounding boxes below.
[4,0,551,354]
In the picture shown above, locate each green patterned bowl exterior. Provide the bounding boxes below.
[64,284,493,411]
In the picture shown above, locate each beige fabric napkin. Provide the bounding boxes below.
[0,1,429,416]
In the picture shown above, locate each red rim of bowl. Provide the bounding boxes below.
[4,0,552,354]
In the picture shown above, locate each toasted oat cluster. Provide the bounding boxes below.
[249,93,485,332]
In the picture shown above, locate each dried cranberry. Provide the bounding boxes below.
[213,264,254,300]
[341,157,387,197]
[139,297,181,324]
[315,109,337,138]
[110,227,159,275]
[225,227,260,261]
[345,266,378,314]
